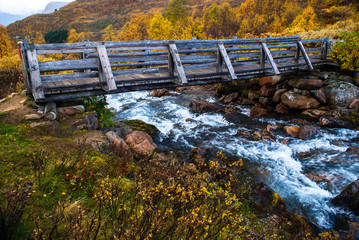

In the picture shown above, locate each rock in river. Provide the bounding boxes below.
[281,91,320,110]
[332,179,359,216]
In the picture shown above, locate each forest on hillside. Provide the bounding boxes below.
[5,0,359,42]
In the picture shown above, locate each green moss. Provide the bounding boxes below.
[340,112,359,127]
[121,119,159,136]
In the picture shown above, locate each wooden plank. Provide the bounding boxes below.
[169,43,187,84]
[39,59,98,72]
[297,40,314,70]
[41,72,99,82]
[97,44,117,92]
[218,43,237,80]
[261,42,280,75]
[26,48,45,100]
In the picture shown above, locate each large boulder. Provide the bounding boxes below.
[248,89,261,101]
[65,111,99,135]
[288,78,323,90]
[125,131,157,159]
[297,125,318,140]
[281,91,320,110]
[250,182,287,216]
[324,81,359,109]
[250,104,272,118]
[260,85,276,97]
[219,92,239,104]
[189,99,222,114]
[332,179,359,216]
[57,105,85,120]
[106,131,133,161]
[149,89,171,97]
[273,89,288,103]
[311,89,327,104]
[275,102,291,115]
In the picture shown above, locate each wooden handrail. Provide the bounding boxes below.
[18,36,332,102]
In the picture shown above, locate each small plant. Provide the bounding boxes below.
[331,31,359,72]
[0,181,33,239]
[83,95,115,128]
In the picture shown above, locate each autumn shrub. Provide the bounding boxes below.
[331,31,359,71]
[0,54,23,98]
[84,95,115,128]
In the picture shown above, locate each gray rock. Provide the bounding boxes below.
[324,81,359,109]
[332,179,359,216]
[288,78,323,90]
[25,114,43,120]
[273,89,288,103]
[281,91,320,110]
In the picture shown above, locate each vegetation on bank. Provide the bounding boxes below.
[5,0,359,42]
[0,100,341,239]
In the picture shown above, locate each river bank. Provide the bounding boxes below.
[0,70,358,239]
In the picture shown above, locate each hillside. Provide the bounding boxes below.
[7,0,244,39]
[43,1,70,14]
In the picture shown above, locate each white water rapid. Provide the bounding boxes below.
[108,90,359,229]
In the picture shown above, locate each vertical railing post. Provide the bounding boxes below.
[321,37,329,60]
[168,41,175,76]
[18,40,32,95]
[82,39,91,73]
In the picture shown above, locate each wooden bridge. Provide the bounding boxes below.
[18,36,333,103]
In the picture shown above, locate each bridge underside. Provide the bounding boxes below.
[18,36,333,103]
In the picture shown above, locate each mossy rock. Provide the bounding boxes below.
[340,112,359,127]
[120,120,159,137]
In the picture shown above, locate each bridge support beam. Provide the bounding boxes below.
[26,44,45,101]
[97,44,117,92]
[217,43,237,80]
[168,42,188,85]
[296,40,314,70]
[261,41,280,75]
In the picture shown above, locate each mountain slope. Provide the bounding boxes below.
[0,12,27,27]
[43,1,70,14]
[7,0,243,38]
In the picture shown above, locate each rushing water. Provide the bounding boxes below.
[107,89,359,229]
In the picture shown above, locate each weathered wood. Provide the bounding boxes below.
[261,42,280,75]
[39,59,98,72]
[321,37,329,60]
[18,42,32,95]
[41,72,99,83]
[297,40,314,70]
[218,43,237,80]
[27,48,45,100]
[97,44,117,92]
[19,36,332,103]
[169,43,187,84]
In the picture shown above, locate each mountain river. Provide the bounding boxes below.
[107,87,359,230]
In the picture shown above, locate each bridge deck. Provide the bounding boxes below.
[18,36,333,102]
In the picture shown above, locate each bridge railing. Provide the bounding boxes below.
[18,36,332,102]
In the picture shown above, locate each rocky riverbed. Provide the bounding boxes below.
[15,70,359,238]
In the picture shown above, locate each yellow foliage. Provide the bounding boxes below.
[68,29,85,43]
[118,13,152,41]
[0,25,12,58]
[148,13,172,40]
[291,6,318,32]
